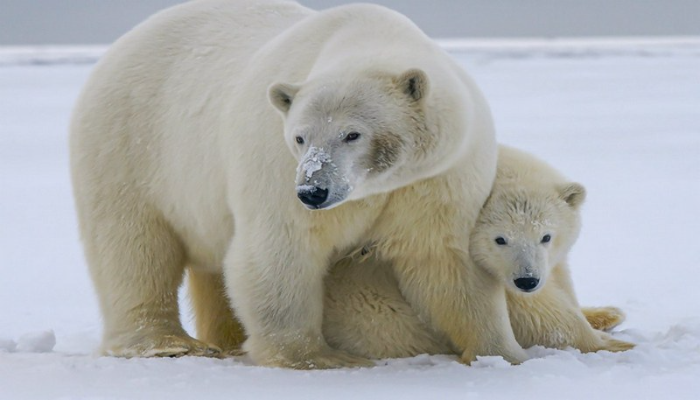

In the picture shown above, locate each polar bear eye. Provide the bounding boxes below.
[495,237,507,245]
[295,136,304,145]
[344,132,361,142]
[541,234,552,243]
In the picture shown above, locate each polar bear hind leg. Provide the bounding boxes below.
[188,270,246,354]
[81,201,220,358]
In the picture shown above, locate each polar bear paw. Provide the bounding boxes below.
[106,334,222,358]
[582,306,626,331]
[286,348,375,370]
[245,338,374,369]
[595,331,635,352]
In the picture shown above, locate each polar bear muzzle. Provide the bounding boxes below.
[513,277,540,292]
[297,186,329,208]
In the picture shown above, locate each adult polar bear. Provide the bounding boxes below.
[70,0,526,368]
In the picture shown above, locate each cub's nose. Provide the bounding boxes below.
[297,187,329,208]
[514,277,540,292]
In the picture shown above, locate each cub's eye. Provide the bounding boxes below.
[344,132,361,142]
[541,234,552,243]
[495,237,507,245]
[295,136,304,145]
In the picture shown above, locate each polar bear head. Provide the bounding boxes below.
[470,182,586,294]
[269,69,435,210]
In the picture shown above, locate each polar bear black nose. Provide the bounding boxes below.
[514,277,540,292]
[297,187,329,207]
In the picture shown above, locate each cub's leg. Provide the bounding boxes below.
[81,203,219,358]
[507,266,634,353]
[510,301,635,353]
[188,270,246,353]
[323,255,453,359]
[582,306,626,331]
[544,264,633,350]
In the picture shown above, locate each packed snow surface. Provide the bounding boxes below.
[1,38,699,399]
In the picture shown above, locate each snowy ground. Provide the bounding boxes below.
[1,38,699,399]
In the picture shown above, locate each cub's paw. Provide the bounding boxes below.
[600,338,635,353]
[595,331,635,353]
[106,334,222,358]
[582,306,626,331]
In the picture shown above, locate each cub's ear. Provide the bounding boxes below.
[396,68,429,102]
[559,182,587,208]
[268,83,300,114]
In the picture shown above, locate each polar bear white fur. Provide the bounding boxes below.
[70,0,526,368]
[321,146,635,358]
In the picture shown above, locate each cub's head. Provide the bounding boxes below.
[470,182,586,294]
[269,69,431,210]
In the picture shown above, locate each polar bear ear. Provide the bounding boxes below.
[559,182,587,208]
[396,69,429,102]
[269,83,300,114]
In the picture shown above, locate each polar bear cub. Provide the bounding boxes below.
[322,145,635,358]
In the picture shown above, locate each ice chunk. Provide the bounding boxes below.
[16,330,56,353]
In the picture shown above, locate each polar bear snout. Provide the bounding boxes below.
[297,186,329,208]
[513,277,540,293]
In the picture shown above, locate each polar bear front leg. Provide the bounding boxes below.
[390,249,529,364]
[224,233,374,369]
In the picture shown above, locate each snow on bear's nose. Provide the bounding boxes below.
[298,146,331,181]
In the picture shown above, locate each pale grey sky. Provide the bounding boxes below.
[1,0,699,45]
